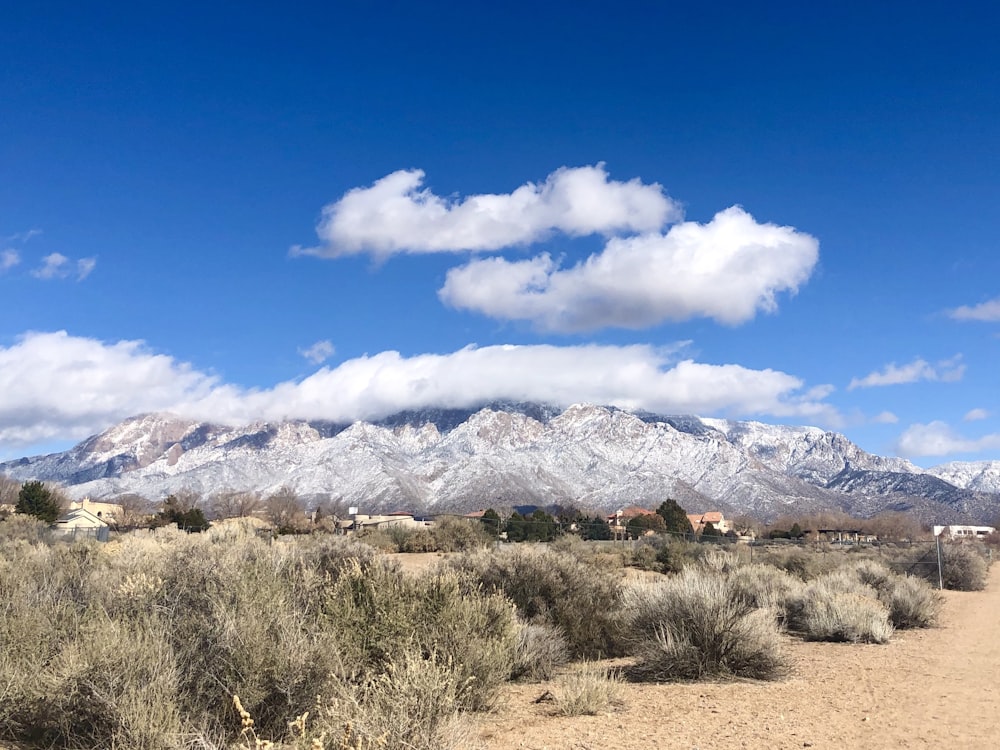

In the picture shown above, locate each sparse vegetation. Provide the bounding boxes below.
[554,664,624,716]
[785,571,894,643]
[447,545,624,658]
[0,526,515,749]
[622,568,790,681]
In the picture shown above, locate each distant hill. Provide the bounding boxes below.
[3,402,999,523]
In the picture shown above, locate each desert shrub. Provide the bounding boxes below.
[697,546,739,573]
[357,527,398,551]
[847,559,941,629]
[554,664,624,716]
[622,569,789,681]
[882,574,942,628]
[236,651,475,750]
[756,546,832,581]
[297,533,380,577]
[786,572,893,643]
[448,546,624,658]
[728,563,803,615]
[0,513,49,543]
[512,622,570,681]
[941,544,989,591]
[656,538,700,573]
[431,516,495,552]
[27,614,182,750]
[393,526,437,552]
[850,559,896,594]
[155,535,344,735]
[628,541,660,571]
[0,531,513,749]
[321,562,516,712]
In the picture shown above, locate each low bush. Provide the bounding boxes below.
[786,572,893,644]
[941,544,989,591]
[848,559,941,629]
[622,568,789,681]
[448,546,624,658]
[512,622,570,681]
[431,516,496,551]
[0,530,516,749]
[727,563,803,616]
[554,665,624,716]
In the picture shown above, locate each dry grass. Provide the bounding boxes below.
[554,664,624,716]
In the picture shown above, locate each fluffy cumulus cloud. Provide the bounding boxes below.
[964,408,990,422]
[439,206,819,331]
[294,164,680,257]
[848,356,965,390]
[0,331,218,447]
[948,297,1000,322]
[298,339,335,364]
[895,421,1000,458]
[0,332,838,453]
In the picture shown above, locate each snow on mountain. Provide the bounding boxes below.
[2,404,998,522]
[928,461,1000,494]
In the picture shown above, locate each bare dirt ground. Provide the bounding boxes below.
[475,575,1000,750]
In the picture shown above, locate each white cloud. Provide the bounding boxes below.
[76,257,97,280]
[3,229,42,243]
[895,421,1000,458]
[872,411,899,424]
[32,252,70,279]
[439,207,819,331]
[0,331,219,447]
[0,331,838,453]
[948,297,1000,322]
[848,356,965,390]
[293,164,680,257]
[964,408,990,422]
[299,339,335,364]
[0,249,19,272]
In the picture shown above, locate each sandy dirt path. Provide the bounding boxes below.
[477,576,1000,749]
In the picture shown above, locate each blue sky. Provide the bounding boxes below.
[2,0,1000,465]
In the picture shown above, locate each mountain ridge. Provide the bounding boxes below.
[2,403,998,523]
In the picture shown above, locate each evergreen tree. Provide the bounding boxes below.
[505,511,528,542]
[159,494,210,533]
[580,514,612,541]
[627,512,666,539]
[481,508,502,536]
[700,521,722,542]
[528,509,558,542]
[15,481,62,524]
[655,498,693,537]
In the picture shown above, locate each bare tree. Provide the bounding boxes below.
[266,486,306,532]
[209,489,263,520]
[0,475,20,512]
[164,488,203,513]
[110,493,154,530]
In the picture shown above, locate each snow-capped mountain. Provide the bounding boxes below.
[2,403,998,523]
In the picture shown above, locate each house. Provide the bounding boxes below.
[342,511,431,533]
[67,497,124,524]
[687,511,730,535]
[607,505,658,537]
[933,525,996,539]
[51,508,110,542]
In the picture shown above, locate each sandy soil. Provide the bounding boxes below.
[475,576,1000,750]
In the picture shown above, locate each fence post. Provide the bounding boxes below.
[935,535,944,590]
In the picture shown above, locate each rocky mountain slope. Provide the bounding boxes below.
[2,403,998,523]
